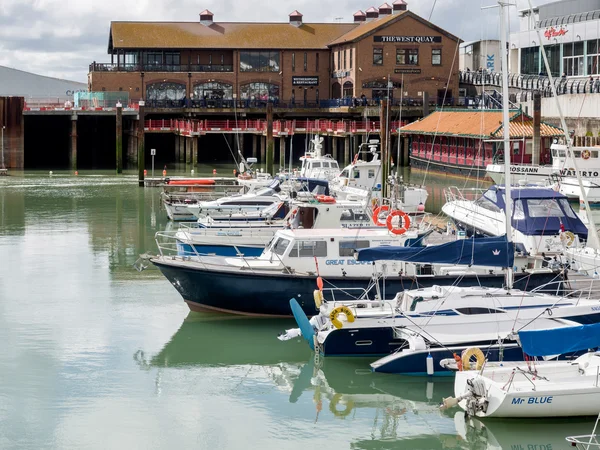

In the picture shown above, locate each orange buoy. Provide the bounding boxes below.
[213,169,217,175]
[144,169,147,176]
[386,210,411,235]
[167,179,216,186]
[74,171,78,176]
[372,205,390,226]
[316,195,336,204]
[233,169,237,176]
[316,276,324,291]
[162,169,167,176]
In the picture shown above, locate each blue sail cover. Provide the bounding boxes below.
[519,323,600,357]
[356,236,514,267]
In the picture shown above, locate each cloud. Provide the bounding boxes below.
[0,0,532,82]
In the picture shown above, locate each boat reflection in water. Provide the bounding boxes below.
[135,312,595,449]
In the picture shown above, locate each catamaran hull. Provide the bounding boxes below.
[151,260,562,317]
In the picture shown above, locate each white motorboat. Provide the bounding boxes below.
[445,323,600,418]
[442,184,587,256]
[298,135,341,181]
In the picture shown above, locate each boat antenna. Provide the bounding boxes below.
[527,0,600,250]
[499,0,514,289]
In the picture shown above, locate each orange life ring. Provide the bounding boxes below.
[316,195,336,204]
[372,205,390,226]
[386,210,411,235]
[582,149,591,160]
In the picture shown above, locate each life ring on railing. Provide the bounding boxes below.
[582,149,591,160]
[560,230,576,247]
[329,393,355,417]
[386,210,411,235]
[316,195,336,204]
[372,205,390,226]
[329,306,355,329]
[313,290,324,309]
[461,347,485,371]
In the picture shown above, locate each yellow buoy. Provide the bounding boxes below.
[313,289,324,309]
[329,306,355,329]
[461,347,486,371]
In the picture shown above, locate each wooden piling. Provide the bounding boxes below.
[70,115,77,171]
[138,101,145,186]
[116,105,123,174]
[266,102,274,175]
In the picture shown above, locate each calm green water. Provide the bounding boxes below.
[0,169,595,449]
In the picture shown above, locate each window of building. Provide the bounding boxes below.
[316,53,319,71]
[143,52,163,67]
[396,48,418,65]
[193,82,233,100]
[209,54,212,65]
[146,82,186,101]
[373,48,383,65]
[588,40,600,75]
[344,49,347,69]
[431,48,442,65]
[220,54,224,65]
[350,49,353,69]
[563,41,584,76]
[240,82,280,101]
[520,47,539,75]
[338,51,341,69]
[239,51,280,72]
[304,52,307,71]
[292,52,296,72]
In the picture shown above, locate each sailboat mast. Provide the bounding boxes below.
[499,0,513,289]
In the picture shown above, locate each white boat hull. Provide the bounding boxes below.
[486,164,555,184]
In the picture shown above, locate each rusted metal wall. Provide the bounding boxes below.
[0,97,25,169]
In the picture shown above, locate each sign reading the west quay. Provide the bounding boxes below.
[292,76,319,86]
[374,36,442,43]
[394,68,421,74]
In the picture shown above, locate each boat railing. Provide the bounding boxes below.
[177,222,276,238]
[566,413,600,449]
[444,186,487,204]
[326,292,396,317]
[530,277,600,301]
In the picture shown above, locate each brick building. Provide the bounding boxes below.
[88,2,461,107]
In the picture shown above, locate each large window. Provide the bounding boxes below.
[350,49,353,69]
[527,199,564,217]
[304,52,307,71]
[543,44,561,77]
[143,52,163,66]
[563,41,584,76]
[146,82,186,101]
[240,82,280,101]
[588,39,600,75]
[339,240,370,257]
[289,241,328,257]
[193,82,233,100]
[239,51,280,72]
[520,47,539,75]
[373,48,383,65]
[396,48,418,65]
[432,48,442,65]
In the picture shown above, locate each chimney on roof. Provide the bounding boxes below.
[379,3,392,16]
[393,0,407,13]
[199,9,214,26]
[353,10,366,22]
[289,10,303,27]
[365,6,379,21]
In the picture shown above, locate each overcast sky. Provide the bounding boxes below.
[0,0,539,82]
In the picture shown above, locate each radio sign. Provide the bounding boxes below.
[292,76,319,86]
[374,36,442,43]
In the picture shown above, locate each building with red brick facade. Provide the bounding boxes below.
[88,2,461,108]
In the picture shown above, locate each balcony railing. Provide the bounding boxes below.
[88,62,234,73]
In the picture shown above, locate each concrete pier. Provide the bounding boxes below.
[0,97,24,169]
[70,115,77,171]
[192,136,198,166]
[116,105,123,174]
[128,120,137,165]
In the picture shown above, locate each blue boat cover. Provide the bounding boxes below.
[519,323,600,357]
[356,236,514,267]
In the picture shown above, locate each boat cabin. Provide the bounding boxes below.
[476,185,587,239]
[288,199,373,229]
[551,142,600,177]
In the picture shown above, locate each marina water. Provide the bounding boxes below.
[0,166,595,449]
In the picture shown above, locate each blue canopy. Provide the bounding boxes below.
[519,323,600,357]
[356,236,514,267]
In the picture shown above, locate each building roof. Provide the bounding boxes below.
[379,3,393,9]
[328,10,461,46]
[400,109,563,138]
[109,21,357,50]
[354,10,366,16]
[289,10,303,16]
[0,65,86,99]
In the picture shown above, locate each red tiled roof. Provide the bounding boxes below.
[400,110,563,138]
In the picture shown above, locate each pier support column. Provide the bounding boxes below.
[192,136,198,166]
[128,120,137,165]
[137,101,146,186]
[279,136,286,169]
[186,137,192,164]
[532,90,541,166]
[332,136,338,161]
[260,135,266,165]
[266,102,274,175]
[116,105,123,174]
[422,92,430,117]
[70,114,77,172]
[179,135,185,162]
[174,135,180,161]
[403,137,410,167]
[252,134,258,158]
[0,96,24,169]
[344,136,350,166]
